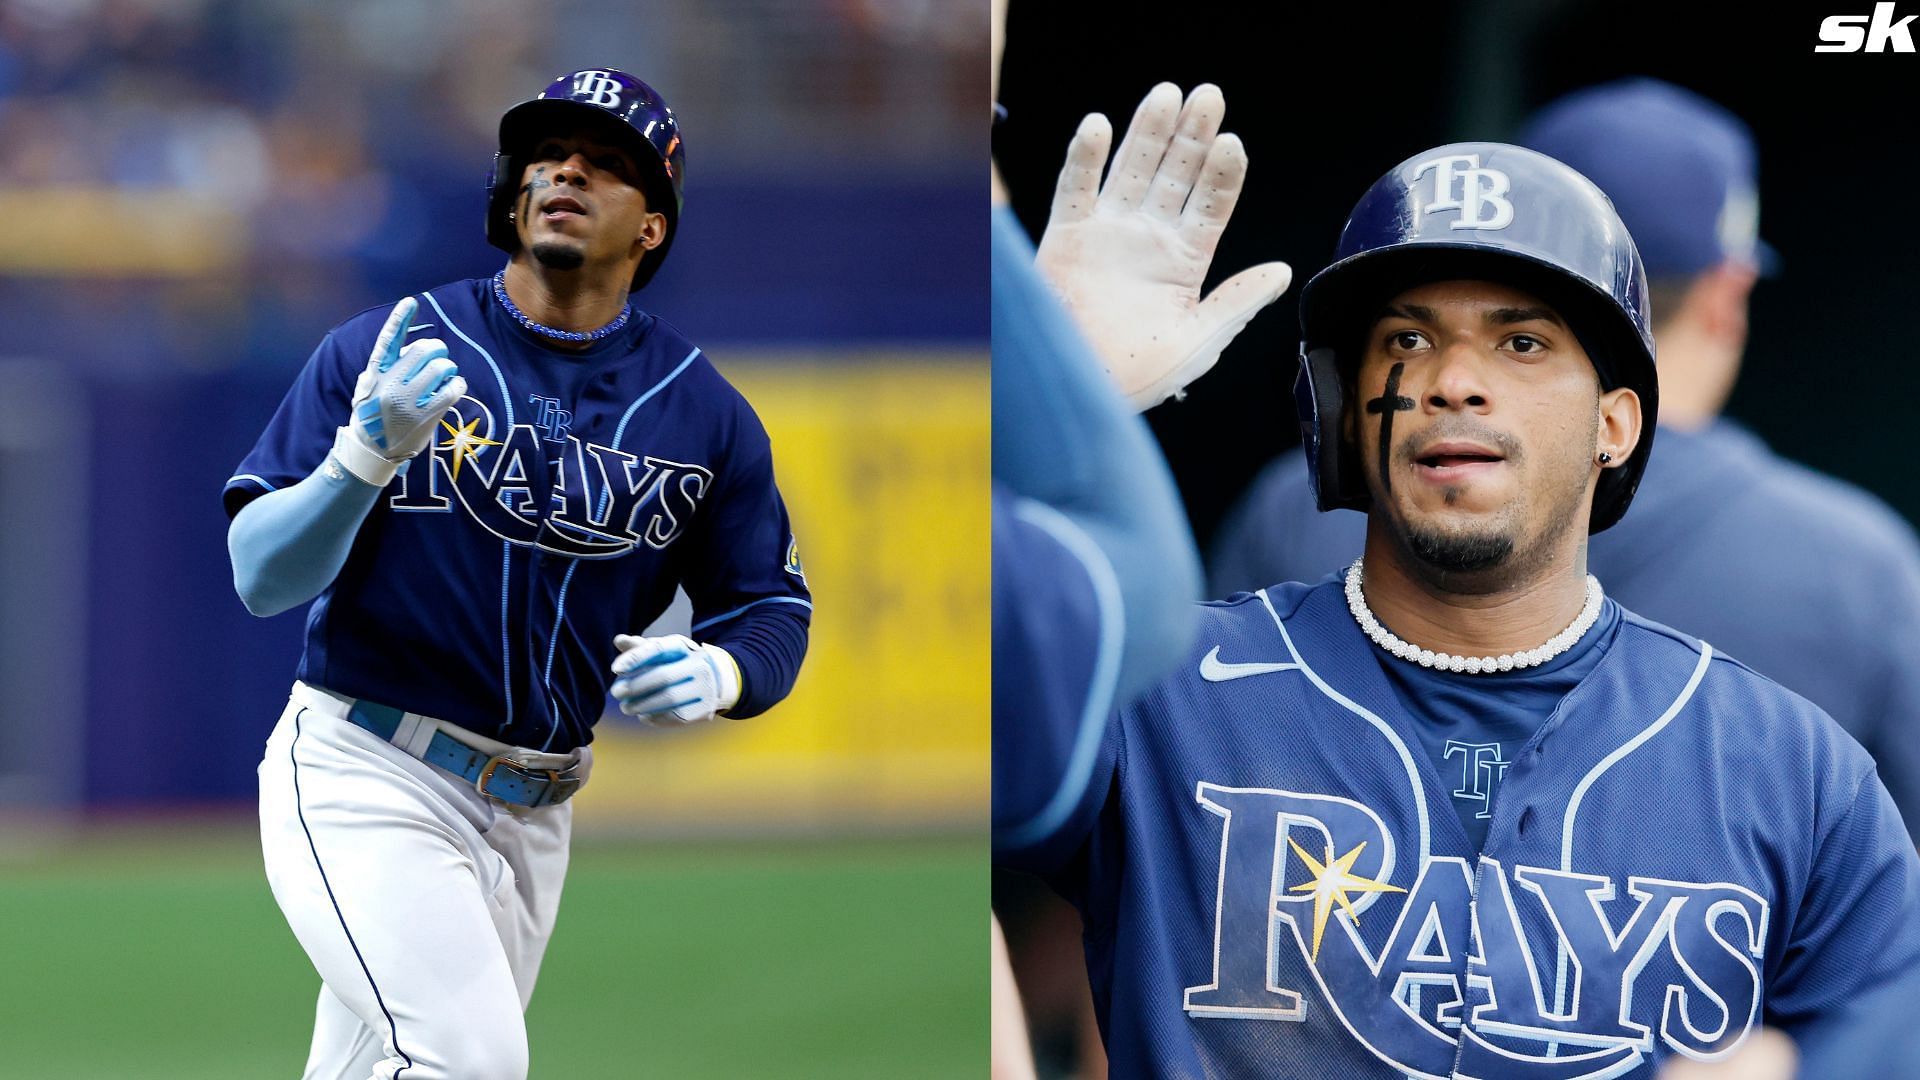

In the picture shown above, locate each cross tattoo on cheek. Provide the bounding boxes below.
[518,166,552,218]
[1366,362,1415,495]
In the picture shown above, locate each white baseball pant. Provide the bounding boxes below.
[258,683,581,1080]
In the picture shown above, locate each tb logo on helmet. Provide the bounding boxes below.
[1411,154,1515,231]
[571,69,626,108]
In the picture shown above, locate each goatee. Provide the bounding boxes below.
[1403,525,1514,573]
[531,241,585,271]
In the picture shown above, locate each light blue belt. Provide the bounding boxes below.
[343,699,584,809]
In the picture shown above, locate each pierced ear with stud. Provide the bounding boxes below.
[1597,451,1614,466]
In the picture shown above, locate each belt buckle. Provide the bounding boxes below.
[476,755,561,808]
[547,773,585,805]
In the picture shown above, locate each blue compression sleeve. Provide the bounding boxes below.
[227,457,384,617]
[990,204,1199,705]
[705,602,809,720]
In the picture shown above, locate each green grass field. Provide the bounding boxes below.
[0,826,984,1079]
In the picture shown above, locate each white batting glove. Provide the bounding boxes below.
[331,297,468,486]
[610,633,742,727]
[1035,83,1291,411]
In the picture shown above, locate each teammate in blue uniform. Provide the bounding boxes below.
[993,74,1296,892]
[994,133,1920,1078]
[991,66,1301,1073]
[226,68,810,1079]
[1208,80,1920,829]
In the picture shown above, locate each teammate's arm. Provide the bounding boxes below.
[989,200,1197,867]
[994,76,1294,860]
[996,79,1301,703]
[992,482,1129,867]
[992,204,1196,709]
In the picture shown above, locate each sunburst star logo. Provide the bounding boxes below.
[437,416,503,482]
[1287,837,1405,962]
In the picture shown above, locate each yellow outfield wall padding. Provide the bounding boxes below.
[575,354,990,830]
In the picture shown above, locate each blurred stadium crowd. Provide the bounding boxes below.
[0,0,981,373]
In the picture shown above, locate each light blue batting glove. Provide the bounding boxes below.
[331,297,468,486]
[610,633,742,727]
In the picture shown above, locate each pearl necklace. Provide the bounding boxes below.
[491,270,633,344]
[1344,558,1604,674]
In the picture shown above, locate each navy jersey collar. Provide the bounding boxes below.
[476,276,655,360]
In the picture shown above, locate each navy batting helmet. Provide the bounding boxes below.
[1295,142,1657,533]
[486,67,686,291]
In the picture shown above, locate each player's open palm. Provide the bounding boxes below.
[1034,82,1290,410]
[332,296,467,486]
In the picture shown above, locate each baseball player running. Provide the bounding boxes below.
[226,68,811,1079]
[994,88,1920,1078]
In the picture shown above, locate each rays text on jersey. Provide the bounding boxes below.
[387,395,712,559]
[1184,782,1768,1078]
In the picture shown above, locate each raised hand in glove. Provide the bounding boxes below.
[610,633,742,727]
[1035,82,1291,411]
[331,297,467,486]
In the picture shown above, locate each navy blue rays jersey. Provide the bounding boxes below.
[225,278,812,750]
[1001,580,1920,1078]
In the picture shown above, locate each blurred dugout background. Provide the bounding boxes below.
[998,1,1920,545]
[0,1,984,1076]
[995,1,1920,1075]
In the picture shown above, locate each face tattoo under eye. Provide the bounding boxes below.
[1365,361,1416,496]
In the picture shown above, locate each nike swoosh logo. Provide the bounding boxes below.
[1199,646,1299,682]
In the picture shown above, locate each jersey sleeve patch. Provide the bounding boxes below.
[784,536,806,585]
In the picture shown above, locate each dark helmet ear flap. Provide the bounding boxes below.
[485,151,520,250]
[1295,346,1370,513]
